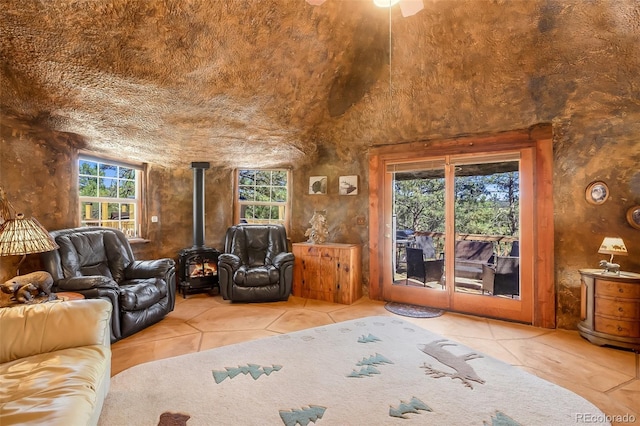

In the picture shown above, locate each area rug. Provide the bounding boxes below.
[384,302,443,318]
[99,316,608,426]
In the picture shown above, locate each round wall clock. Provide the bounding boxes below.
[627,205,640,230]
[585,181,609,205]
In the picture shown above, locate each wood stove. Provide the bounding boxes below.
[178,247,219,297]
[178,162,220,297]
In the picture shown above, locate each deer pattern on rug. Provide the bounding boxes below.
[418,339,485,388]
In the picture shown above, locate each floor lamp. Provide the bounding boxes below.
[0,188,59,277]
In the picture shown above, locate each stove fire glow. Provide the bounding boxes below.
[189,261,217,278]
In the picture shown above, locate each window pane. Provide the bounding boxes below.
[271,187,287,202]
[119,180,136,199]
[119,167,135,179]
[99,178,117,197]
[254,205,270,219]
[107,203,120,220]
[124,203,135,220]
[243,205,254,219]
[99,164,117,178]
[239,170,255,186]
[81,202,99,221]
[239,187,255,201]
[272,171,287,186]
[256,186,270,201]
[79,160,97,176]
[270,206,281,219]
[454,160,520,297]
[79,176,98,197]
[256,171,270,186]
[121,222,136,237]
[393,162,446,288]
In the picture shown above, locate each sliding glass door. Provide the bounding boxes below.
[384,150,533,323]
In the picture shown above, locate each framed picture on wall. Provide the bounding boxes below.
[339,175,358,195]
[309,176,327,194]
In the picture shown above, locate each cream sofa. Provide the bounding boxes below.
[0,299,112,426]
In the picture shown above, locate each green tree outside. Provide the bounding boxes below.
[394,171,519,238]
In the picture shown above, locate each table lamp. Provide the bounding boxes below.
[598,237,628,274]
[0,188,59,276]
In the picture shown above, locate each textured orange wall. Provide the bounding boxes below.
[1,123,639,328]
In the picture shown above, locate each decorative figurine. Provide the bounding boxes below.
[599,259,621,275]
[304,211,329,244]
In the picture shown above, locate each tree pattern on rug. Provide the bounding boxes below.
[212,364,282,384]
[347,351,394,378]
[356,353,393,366]
[347,365,381,378]
[389,397,432,419]
[279,405,326,426]
[357,333,381,343]
[484,411,522,426]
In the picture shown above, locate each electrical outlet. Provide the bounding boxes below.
[151,215,159,223]
[356,216,366,226]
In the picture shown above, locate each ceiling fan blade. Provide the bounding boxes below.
[399,0,424,17]
[306,0,327,5]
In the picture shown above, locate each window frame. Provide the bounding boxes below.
[233,168,291,231]
[77,154,144,238]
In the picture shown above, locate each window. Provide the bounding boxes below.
[78,156,142,237]
[235,169,290,227]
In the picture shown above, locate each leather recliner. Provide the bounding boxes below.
[41,226,176,342]
[218,224,294,302]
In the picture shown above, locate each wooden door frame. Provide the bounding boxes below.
[368,124,555,328]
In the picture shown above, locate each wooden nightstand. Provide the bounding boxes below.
[578,269,640,352]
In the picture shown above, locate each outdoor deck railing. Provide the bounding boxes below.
[412,231,518,257]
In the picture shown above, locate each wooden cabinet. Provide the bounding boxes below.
[578,269,640,352]
[292,243,362,304]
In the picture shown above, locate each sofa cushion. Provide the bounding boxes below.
[0,346,110,426]
[0,299,112,426]
[0,300,112,364]
[455,240,494,262]
[118,279,165,311]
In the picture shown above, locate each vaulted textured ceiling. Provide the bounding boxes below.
[2,0,639,168]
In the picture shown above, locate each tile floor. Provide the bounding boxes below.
[111,294,639,425]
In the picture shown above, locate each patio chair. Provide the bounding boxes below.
[406,247,444,287]
[482,256,520,297]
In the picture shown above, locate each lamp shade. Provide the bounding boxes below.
[598,237,628,257]
[0,214,59,256]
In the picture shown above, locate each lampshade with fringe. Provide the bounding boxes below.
[0,187,59,275]
[0,213,59,256]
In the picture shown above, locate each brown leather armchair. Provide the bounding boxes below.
[41,227,176,342]
[218,224,294,302]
